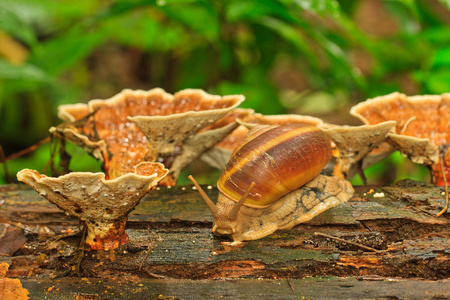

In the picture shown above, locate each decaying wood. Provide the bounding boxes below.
[313,232,379,252]
[0,181,449,299]
[17,277,450,300]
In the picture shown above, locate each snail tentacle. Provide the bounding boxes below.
[229,182,255,220]
[188,175,218,215]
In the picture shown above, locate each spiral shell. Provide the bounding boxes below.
[217,124,332,208]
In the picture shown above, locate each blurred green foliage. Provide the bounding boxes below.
[1,0,449,185]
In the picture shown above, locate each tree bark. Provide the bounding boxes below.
[0,181,449,299]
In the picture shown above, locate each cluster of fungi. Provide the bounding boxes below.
[16,89,450,248]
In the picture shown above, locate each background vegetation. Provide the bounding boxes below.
[1,0,450,185]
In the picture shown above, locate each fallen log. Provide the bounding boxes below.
[0,180,449,299]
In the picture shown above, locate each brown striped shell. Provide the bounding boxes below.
[217,124,332,208]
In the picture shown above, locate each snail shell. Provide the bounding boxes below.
[218,124,332,208]
[189,124,354,242]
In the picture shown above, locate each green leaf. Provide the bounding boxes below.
[162,2,220,41]
[98,0,155,18]
[161,0,201,3]
[432,48,450,67]
[30,29,106,76]
[66,143,102,173]
[226,0,274,21]
[423,27,450,45]
[0,59,51,81]
[424,68,450,93]
[257,16,319,68]
[0,1,37,46]
[293,0,341,17]
[103,10,189,51]
[388,0,422,22]
[175,47,211,89]
[215,67,285,115]
[0,146,51,184]
[226,0,298,23]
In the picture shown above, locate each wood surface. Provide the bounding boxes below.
[0,181,449,299]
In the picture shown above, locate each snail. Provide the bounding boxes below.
[189,124,354,242]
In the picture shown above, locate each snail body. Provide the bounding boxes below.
[189,124,354,242]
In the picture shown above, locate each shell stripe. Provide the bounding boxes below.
[218,125,330,207]
[225,126,321,177]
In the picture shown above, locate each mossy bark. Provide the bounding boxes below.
[0,182,449,299]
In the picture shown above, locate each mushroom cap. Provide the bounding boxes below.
[54,88,244,180]
[350,92,450,147]
[321,121,396,179]
[387,133,439,165]
[49,126,108,163]
[17,162,168,250]
[350,92,450,182]
[57,103,90,122]
[238,113,324,128]
[128,90,244,155]
[128,90,244,182]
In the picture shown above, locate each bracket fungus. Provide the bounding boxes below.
[17,162,168,250]
[201,113,325,170]
[350,92,450,184]
[351,92,450,215]
[128,89,244,184]
[321,121,396,182]
[52,88,244,184]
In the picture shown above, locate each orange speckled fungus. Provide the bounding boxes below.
[17,162,168,250]
[0,263,29,300]
[351,92,450,216]
[351,92,450,184]
[0,262,30,300]
[51,88,244,185]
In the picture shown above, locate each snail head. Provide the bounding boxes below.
[188,175,254,237]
